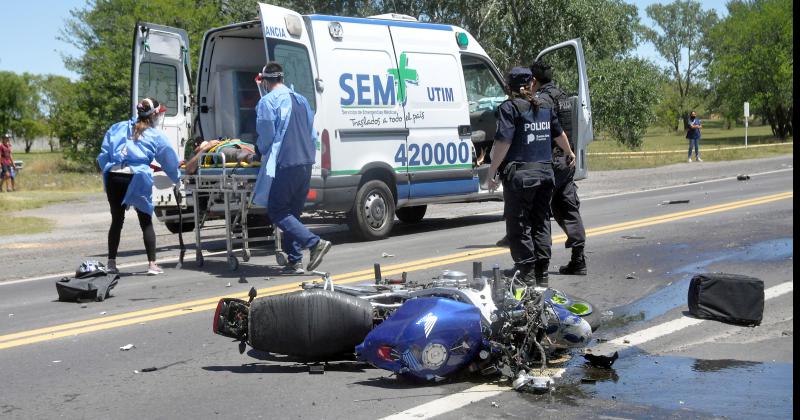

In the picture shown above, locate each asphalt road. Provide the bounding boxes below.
[0,157,793,419]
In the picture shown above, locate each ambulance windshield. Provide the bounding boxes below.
[461,55,505,113]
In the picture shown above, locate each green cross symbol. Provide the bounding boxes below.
[387,52,418,105]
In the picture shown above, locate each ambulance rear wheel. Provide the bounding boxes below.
[395,205,427,224]
[348,180,395,241]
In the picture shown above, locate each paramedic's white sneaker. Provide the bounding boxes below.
[696,157,703,162]
[688,158,692,163]
[106,259,119,274]
[147,263,164,275]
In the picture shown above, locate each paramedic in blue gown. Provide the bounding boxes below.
[97,98,181,275]
[487,67,575,288]
[252,62,332,274]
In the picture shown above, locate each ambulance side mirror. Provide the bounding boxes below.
[315,78,324,93]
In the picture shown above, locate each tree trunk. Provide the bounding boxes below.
[24,139,33,153]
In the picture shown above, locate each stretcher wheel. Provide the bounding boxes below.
[228,256,239,271]
[196,250,204,267]
[276,251,288,266]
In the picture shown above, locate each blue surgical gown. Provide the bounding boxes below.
[97,119,181,214]
[252,85,316,207]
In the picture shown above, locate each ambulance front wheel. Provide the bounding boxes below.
[348,179,395,241]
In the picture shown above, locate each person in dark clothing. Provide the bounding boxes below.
[487,67,575,288]
[530,59,587,275]
[252,62,331,274]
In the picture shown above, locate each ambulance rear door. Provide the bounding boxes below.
[535,38,593,180]
[258,4,320,175]
[388,24,477,202]
[131,22,192,157]
[131,22,192,207]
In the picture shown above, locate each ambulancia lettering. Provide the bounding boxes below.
[264,26,287,38]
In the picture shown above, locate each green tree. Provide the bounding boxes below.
[60,0,223,164]
[591,58,662,148]
[708,0,792,138]
[641,0,718,129]
[0,71,46,152]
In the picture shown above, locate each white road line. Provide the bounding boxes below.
[380,281,794,420]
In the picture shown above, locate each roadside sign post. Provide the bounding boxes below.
[744,102,750,148]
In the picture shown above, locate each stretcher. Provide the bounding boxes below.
[180,152,287,271]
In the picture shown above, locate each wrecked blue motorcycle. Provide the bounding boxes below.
[213,262,598,384]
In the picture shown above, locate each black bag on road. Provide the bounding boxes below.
[56,274,119,302]
[688,273,764,326]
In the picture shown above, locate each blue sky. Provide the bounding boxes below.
[0,0,728,80]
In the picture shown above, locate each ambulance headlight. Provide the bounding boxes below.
[285,15,303,37]
[328,22,343,40]
[421,343,448,370]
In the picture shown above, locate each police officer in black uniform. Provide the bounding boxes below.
[530,59,587,275]
[488,67,576,287]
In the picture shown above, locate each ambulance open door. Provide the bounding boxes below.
[536,38,593,180]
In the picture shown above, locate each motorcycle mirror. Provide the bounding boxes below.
[248,287,257,303]
[473,261,482,280]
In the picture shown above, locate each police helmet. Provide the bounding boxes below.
[76,260,107,279]
[506,67,532,91]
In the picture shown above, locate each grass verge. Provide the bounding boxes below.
[0,216,55,236]
[1,152,101,236]
[588,120,793,170]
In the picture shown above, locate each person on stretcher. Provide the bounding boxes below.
[184,138,260,174]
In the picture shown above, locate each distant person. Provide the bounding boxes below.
[97,98,180,275]
[1,133,16,192]
[686,111,703,162]
[252,62,331,274]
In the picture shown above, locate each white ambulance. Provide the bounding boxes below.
[133,3,593,240]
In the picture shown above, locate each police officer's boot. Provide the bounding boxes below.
[534,260,549,289]
[559,247,587,275]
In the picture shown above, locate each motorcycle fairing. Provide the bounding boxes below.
[356,297,482,380]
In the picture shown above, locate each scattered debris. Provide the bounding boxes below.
[583,351,619,369]
[8,313,13,318]
[781,331,792,336]
[623,339,631,344]
[381,252,395,258]
[679,400,685,405]
[621,235,645,240]
[660,199,690,205]
[490,401,499,408]
[581,378,597,384]
[52,360,62,363]
[626,273,637,280]
[135,367,158,373]
[99,311,107,315]
[80,304,88,308]
[119,344,135,351]
[225,282,232,287]
[647,269,653,273]
[151,285,157,289]
[737,174,750,181]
